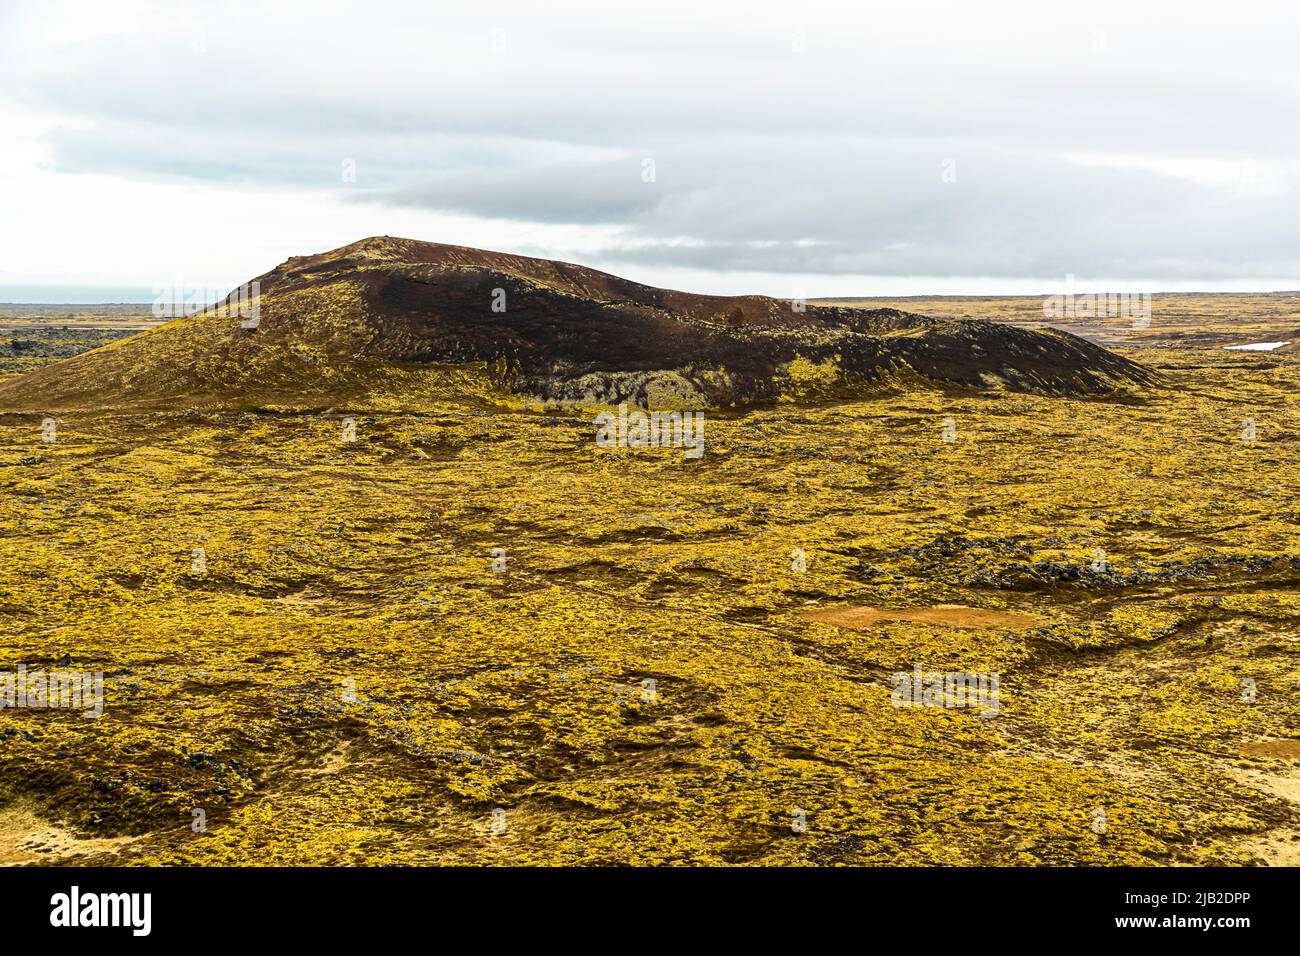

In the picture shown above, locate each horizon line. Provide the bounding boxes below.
[4,288,1300,307]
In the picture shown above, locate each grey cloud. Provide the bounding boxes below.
[6,0,1300,283]
[373,157,664,224]
[362,137,1300,279]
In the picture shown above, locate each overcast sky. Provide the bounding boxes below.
[2,0,1299,301]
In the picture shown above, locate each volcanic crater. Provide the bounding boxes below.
[0,237,1158,412]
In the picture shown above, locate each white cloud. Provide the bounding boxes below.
[3,0,1300,298]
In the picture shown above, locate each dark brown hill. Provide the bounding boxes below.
[0,237,1158,411]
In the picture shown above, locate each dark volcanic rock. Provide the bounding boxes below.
[0,236,1158,411]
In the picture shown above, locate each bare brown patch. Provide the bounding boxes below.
[1242,738,1300,760]
[272,591,332,606]
[302,741,354,779]
[0,805,138,866]
[1235,829,1300,866]
[804,603,1040,630]
[1221,760,1300,865]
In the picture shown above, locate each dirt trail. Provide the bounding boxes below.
[804,603,1041,629]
